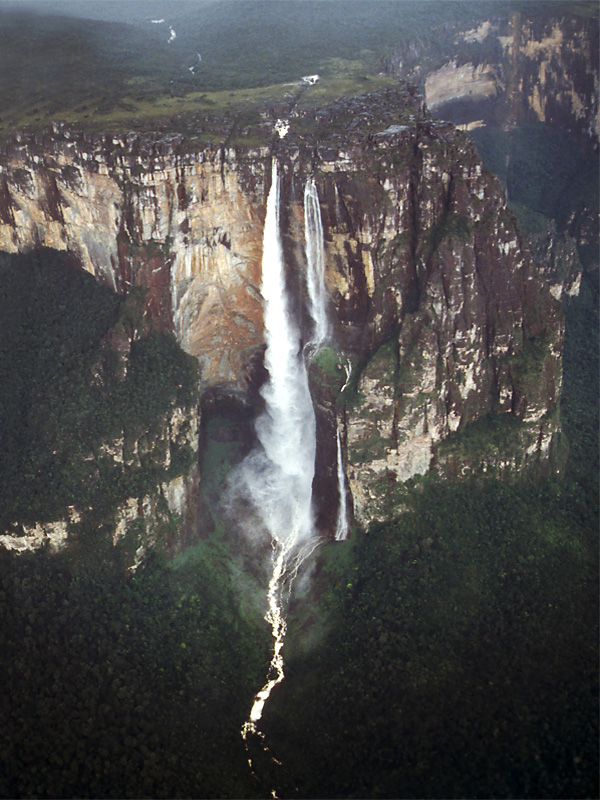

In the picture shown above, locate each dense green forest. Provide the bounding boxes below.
[0,249,198,532]
[0,541,268,799]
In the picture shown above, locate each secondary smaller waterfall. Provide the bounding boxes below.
[304,178,329,349]
[335,427,349,541]
[304,177,349,543]
[240,161,318,785]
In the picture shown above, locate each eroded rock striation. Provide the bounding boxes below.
[384,11,599,148]
[0,84,564,534]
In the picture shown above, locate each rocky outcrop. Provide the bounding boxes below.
[528,221,583,302]
[0,467,198,564]
[385,12,599,149]
[0,266,201,560]
[1,410,200,561]
[0,85,564,533]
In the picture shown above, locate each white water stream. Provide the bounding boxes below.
[240,161,318,774]
[335,428,349,541]
[305,177,349,541]
[240,164,349,786]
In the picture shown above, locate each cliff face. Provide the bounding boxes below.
[0,130,269,398]
[0,85,563,533]
[386,12,599,148]
[0,247,200,560]
[278,103,563,525]
[529,221,584,302]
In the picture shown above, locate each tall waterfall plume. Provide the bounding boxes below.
[240,160,319,770]
[243,161,316,547]
[304,178,329,349]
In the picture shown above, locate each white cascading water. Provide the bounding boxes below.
[335,428,349,541]
[304,178,329,349]
[305,177,349,542]
[240,166,353,789]
[240,161,319,773]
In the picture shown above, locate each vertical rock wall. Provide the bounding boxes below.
[0,95,564,533]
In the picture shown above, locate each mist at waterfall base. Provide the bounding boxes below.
[232,161,316,554]
[224,161,351,789]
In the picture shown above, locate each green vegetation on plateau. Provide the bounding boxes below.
[1,0,594,134]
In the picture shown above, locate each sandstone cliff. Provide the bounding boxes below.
[384,11,598,148]
[0,85,563,534]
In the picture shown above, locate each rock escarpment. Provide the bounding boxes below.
[0,407,199,562]
[0,85,563,534]
[384,11,599,148]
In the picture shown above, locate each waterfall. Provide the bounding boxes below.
[239,161,316,548]
[240,160,318,769]
[335,427,349,541]
[248,161,316,547]
[304,178,329,349]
